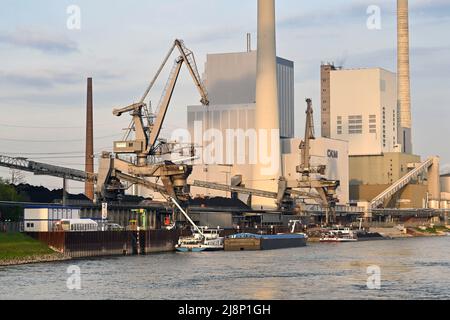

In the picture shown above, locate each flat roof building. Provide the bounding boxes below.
[190,51,295,139]
[322,66,400,156]
[184,53,350,206]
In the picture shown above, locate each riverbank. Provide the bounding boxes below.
[0,233,70,266]
[306,225,450,241]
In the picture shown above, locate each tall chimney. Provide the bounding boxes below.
[251,0,281,208]
[85,77,94,201]
[397,0,412,154]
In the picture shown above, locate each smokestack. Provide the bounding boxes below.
[251,0,281,208]
[397,0,412,154]
[247,33,252,52]
[85,77,94,201]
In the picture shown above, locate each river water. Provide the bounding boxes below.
[0,237,448,300]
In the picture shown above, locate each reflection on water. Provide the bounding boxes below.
[0,237,448,300]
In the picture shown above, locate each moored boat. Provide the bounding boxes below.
[175,227,224,252]
[320,227,357,243]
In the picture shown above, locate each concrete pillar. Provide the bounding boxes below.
[427,157,441,203]
[251,0,281,209]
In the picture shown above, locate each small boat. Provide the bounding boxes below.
[320,227,358,243]
[176,227,224,252]
[170,197,224,252]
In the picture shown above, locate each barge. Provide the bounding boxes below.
[224,233,307,251]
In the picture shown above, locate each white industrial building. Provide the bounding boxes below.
[186,137,349,206]
[282,138,349,204]
[324,67,400,156]
[24,206,81,232]
[188,51,295,139]
[185,50,350,206]
[440,174,450,209]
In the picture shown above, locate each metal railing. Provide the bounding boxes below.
[0,222,23,233]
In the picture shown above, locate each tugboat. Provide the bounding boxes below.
[170,197,224,252]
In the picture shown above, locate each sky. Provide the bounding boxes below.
[0,0,449,193]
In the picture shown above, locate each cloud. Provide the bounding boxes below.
[0,71,78,88]
[279,0,450,30]
[0,69,123,89]
[0,28,78,54]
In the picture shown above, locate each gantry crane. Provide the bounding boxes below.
[96,39,209,202]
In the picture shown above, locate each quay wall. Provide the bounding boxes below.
[27,229,182,258]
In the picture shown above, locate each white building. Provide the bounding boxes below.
[184,51,349,206]
[187,136,349,205]
[326,67,400,156]
[24,206,80,232]
[282,138,349,205]
[189,51,295,138]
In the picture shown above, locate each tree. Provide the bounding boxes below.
[9,169,26,185]
[0,178,25,222]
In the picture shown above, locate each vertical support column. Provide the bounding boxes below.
[427,157,441,208]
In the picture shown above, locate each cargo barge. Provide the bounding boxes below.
[224,233,307,251]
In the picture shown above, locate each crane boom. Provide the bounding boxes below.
[299,98,315,177]
[113,39,209,158]
[174,40,209,105]
[145,39,208,153]
[139,42,177,104]
[98,39,209,202]
[147,58,184,153]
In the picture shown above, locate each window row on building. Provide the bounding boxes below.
[336,115,379,135]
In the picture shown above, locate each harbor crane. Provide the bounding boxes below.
[279,99,340,225]
[0,44,338,221]
[193,99,340,221]
[96,39,209,202]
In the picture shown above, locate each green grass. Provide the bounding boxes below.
[0,233,54,260]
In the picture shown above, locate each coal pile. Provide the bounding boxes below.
[188,196,250,210]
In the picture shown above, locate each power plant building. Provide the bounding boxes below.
[322,66,400,156]
[186,52,350,205]
[188,51,295,139]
